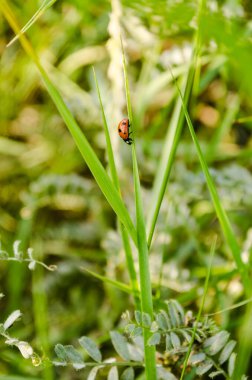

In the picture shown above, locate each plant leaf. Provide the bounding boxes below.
[13,240,23,260]
[204,331,230,355]
[79,336,102,362]
[16,341,33,359]
[134,310,142,325]
[127,343,144,362]
[156,312,169,331]
[165,334,172,351]
[125,324,136,335]
[209,370,225,378]
[157,367,178,380]
[87,365,103,380]
[219,340,236,365]
[3,310,22,330]
[121,367,134,380]
[148,333,161,346]
[170,332,181,349]
[110,331,130,361]
[108,366,119,380]
[196,360,213,375]
[167,301,180,327]
[55,344,85,369]
[180,330,192,343]
[54,344,68,362]
[142,312,152,328]
[171,299,185,322]
[189,352,206,365]
[228,352,237,377]
[131,327,143,338]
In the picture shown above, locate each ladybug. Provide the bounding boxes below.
[117,118,133,145]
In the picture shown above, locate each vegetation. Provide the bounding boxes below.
[0,0,252,379]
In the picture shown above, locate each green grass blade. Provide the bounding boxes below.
[92,67,120,189]
[7,0,58,47]
[122,39,157,380]
[180,237,216,380]
[206,296,252,317]
[93,67,139,307]
[146,68,194,247]
[206,95,240,161]
[1,2,137,246]
[82,268,138,296]
[146,0,207,248]
[170,69,251,296]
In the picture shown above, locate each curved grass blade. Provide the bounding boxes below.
[121,38,157,380]
[81,268,138,296]
[146,0,206,248]
[146,68,194,247]
[7,0,58,47]
[206,297,252,317]
[93,67,139,307]
[1,1,137,246]
[170,67,250,296]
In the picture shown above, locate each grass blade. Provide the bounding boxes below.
[7,0,58,47]
[1,1,137,246]
[93,67,139,307]
[169,68,251,296]
[82,268,137,296]
[146,0,207,247]
[122,39,157,380]
[146,68,194,247]
[206,95,240,161]
[206,297,252,317]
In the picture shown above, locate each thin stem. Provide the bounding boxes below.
[121,38,157,380]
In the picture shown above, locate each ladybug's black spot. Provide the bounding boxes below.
[124,132,127,135]
[118,128,121,132]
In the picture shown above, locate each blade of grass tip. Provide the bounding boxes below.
[93,67,139,308]
[236,116,252,124]
[7,0,58,47]
[81,268,137,296]
[92,67,119,188]
[206,296,252,317]
[169,66,251,297]
[180,236,217,380]
[1,1,137,247]
[146,64,195,248]
[146,0,207,248]
[121,38,157,380]
[206,95,240,161]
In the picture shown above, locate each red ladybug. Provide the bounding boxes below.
[117,118,133,145]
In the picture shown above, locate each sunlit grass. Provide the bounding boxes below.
[1,0,252,378]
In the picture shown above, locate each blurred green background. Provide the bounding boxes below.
[0,0,252,378]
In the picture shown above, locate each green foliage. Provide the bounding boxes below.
[0,308,40,366]
[2,298,243,379]
[48,300,246,379]
[124,301,242,379]
[0,0,252,379]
